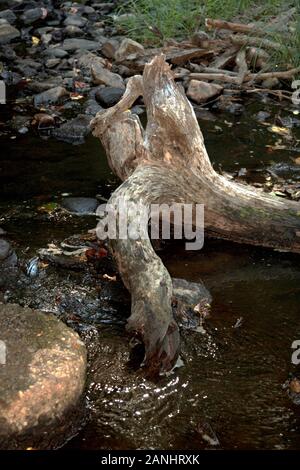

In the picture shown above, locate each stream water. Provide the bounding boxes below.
[1,97,300,449]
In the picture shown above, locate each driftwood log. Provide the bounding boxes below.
[91,55,300,375]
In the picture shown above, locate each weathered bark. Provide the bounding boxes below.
[91,55,300,374]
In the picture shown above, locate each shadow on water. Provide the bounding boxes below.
[1,98,300,449]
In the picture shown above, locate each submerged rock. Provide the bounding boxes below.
[61,196,98,214]
[172,278,212,306]
[172,278,212,331]
[52,115,91,144]
[0,239,11,261]
[0,303,86,449]
[0,239,17,268]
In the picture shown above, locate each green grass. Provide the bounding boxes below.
[115,0,299,69]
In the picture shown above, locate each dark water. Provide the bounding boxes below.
[1,98,300,449]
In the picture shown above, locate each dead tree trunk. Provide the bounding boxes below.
[91,55,300,375]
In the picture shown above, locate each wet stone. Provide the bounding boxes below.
[95,86,124,108]
[34,86,69,107]
[256,110,271,122]
[0,303,87,449]
[61,197,98,215]
[52,115,91,145]
[172,278,212,306]
[84,98,103,116]
[0,239,11,261]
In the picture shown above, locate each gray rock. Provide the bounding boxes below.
[0,239,11,261]
[45,58,60,69]
[0,45,16,61]
[62,38,99,52]
[34,86,69,107]
[64,25,84,38]
[256,110,271,122]
[51,29,64,42]
[0,240,18,286]
[172,278,212,306]
[52,115,91,145]
[101,38,119,59]
[191,30,209,46]
[93,2,114,13]
[0,10,17,24]
[46,47,69,58]
[115,38,144,61]
[84,98,103,115]
[193,107,216,121]
[64,15,87,28]
[262,77,280,89]
[15,58,42,76]
[21,7,47,25]
[92,62,124,88]
[35,26,53,36]
[26,78,62,93]
[61,196,98,214]
[41,32,52,45]
[95,86,124,107]
[187,80,223,104]
[0,303,86,449]
[213,99,244,115]
[279,116,300,128]
[0,24,20,44]
[77,51,105,71]
[268,162,300,177]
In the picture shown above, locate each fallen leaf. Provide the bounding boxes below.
[70,92,84,101]
[267,125,292,138]
[32,36,40,46]
[103,274,116,281]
